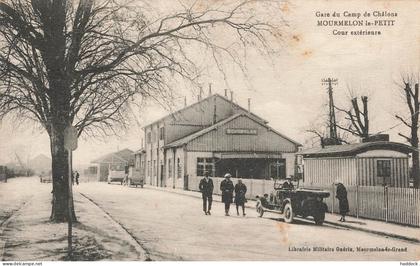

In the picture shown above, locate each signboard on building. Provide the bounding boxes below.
[226,128,257,135]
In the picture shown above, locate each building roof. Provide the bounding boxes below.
[91,148,134,164]
[163,112,301,149]
[142,93,267,128]
[135,148,146,154]
[298,141,416,158]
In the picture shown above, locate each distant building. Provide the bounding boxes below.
[91,149,135,182]
[298,141,416,187]
[140,93,301,190]
[28,154,51,175]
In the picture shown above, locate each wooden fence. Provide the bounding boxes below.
[187,176,420,227]
[300,183,420,227]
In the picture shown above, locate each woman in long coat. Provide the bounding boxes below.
[234,179,247,216]
[335,182,349,222]
[220,173,234,216]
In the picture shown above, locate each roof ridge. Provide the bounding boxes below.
[164,112,300,149]
[142,93,267,129]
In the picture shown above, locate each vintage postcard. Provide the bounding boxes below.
[0,0,419,264]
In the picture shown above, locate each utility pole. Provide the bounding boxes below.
[322,78,339,144]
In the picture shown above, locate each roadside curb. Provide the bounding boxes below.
[79,192,151,261]
[145,186,420,244]
[323,220,420,244]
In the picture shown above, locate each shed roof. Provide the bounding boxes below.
[298,141,416,158]
[142,93,267,128]
[163,112,301,149]
[91,148,134,164]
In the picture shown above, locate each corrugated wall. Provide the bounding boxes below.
[304,158,357,185]
[304,157,409,187]
[186,115,297,153]
[356,157,409,187]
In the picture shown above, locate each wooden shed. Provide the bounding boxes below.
[298,141,416,188]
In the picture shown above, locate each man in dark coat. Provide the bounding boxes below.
[282,176,294,190]
[220,173,234,216]
[234,179,247,216]
[199,172,214,215]
[335,181,349,222]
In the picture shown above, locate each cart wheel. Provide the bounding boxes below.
[283,203,294,223]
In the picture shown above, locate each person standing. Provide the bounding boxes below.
[220,173,234,216]
[75,171,80,185]
[335,181,349,222]
[234,178,247,216]
[282,176,294,190]
[199,172,214,215]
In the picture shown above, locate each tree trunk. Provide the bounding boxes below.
[49,124,76,222]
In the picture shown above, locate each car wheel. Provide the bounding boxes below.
[283,203,294,223]
[314,212,325,225]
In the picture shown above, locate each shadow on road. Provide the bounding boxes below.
[266,217,348,230]
[343,220,367,225]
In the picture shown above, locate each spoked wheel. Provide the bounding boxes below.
[283,203,294,223]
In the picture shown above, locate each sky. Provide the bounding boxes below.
[0,0,419,166]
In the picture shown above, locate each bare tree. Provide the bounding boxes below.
[395,74,419,188]
[306,121,349,148]
[0,0,286,221]
[335,96,369,139]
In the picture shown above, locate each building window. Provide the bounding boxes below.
[269,159,286,179]
[168,159,172,178]
[153,160,156,177]
[147,161,151,176]
[197,158,214,176]
[147,132,151,144]
[377,160,391,177]
[177,158,182,179]
[159,127,165,140]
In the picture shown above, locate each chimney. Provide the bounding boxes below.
[208,83,212,96]
[199,87,203,100]
[213,96,217,124]
[247,98,251,112]
[184,96,187,107]
[224,89,228,97]
[230,91,233,101]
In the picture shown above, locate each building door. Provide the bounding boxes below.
[184,174,189,190]
[160,165,164,187]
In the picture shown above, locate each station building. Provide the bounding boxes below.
[137,93,301,190]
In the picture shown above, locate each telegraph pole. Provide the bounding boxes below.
[322,78,339,143]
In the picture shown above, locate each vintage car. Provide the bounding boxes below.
[256,183,330,225]
[107,170,126,185]
[128,176,144,188]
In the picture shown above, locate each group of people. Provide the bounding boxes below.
[199,172,350,222]
[199,172,248,216]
